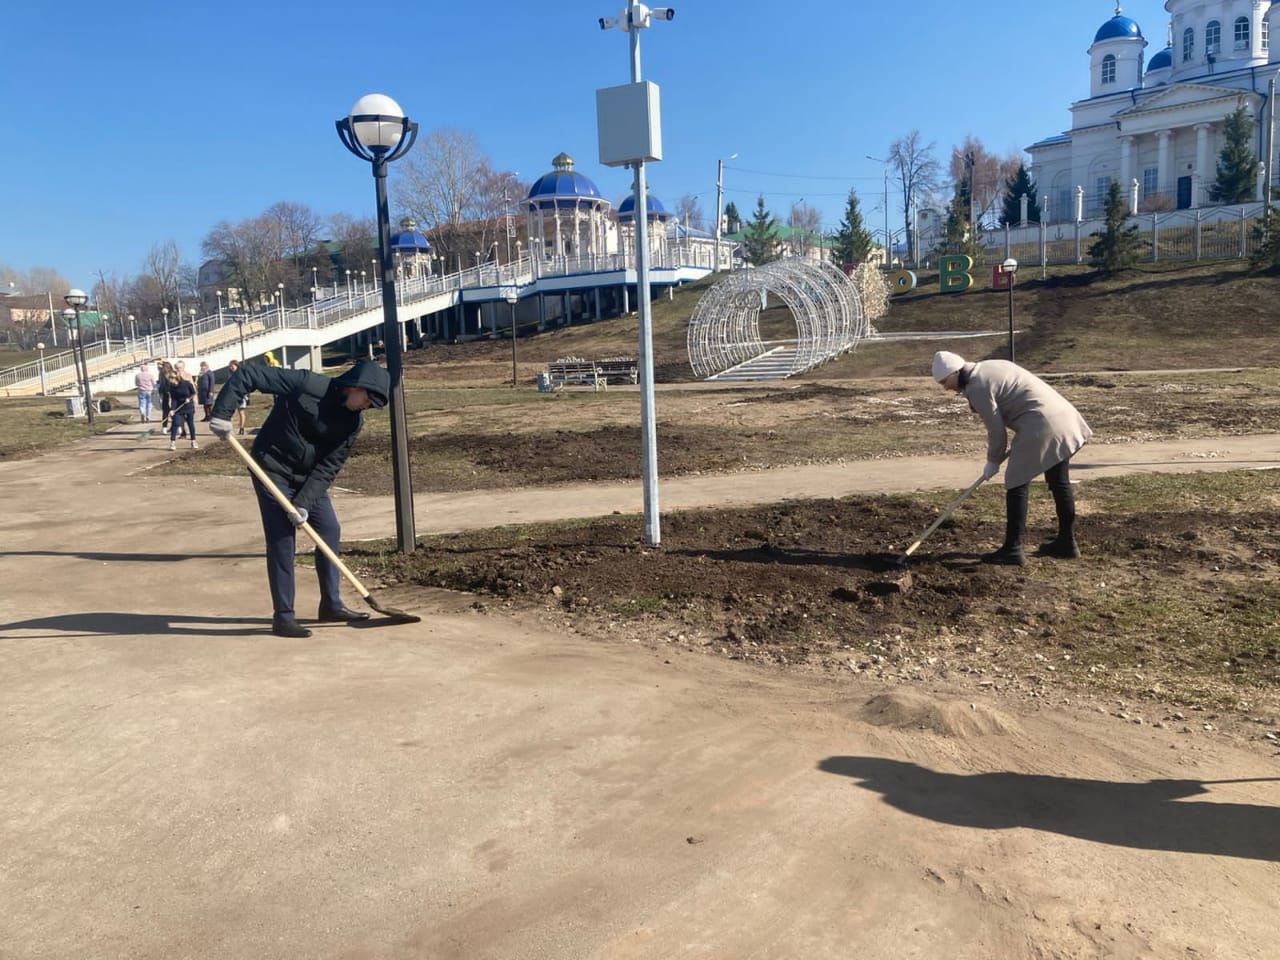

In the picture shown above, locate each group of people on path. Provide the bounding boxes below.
[134,358,248,450]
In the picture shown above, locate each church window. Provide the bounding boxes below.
[1263,18,1269,51]
[1235,17,1251,50]
[1095,176,1111,208]
[1142,167,1159,199]
[1101,54,1116,84]
[1205,21,1221,55]
[1182,27,1194,62]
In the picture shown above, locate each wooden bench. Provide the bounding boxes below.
[547,359,604,390]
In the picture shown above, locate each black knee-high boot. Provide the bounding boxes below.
[983,483,1028,565]
[1038,460,1080,558]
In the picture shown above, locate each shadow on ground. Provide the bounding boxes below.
[818,756,1280,862]
[0,612,272,638]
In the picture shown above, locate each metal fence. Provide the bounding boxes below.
[975,202,1267,270]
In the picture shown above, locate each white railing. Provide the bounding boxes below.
[1,243,723,394]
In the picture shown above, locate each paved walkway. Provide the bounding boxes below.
[1,425,1277,959]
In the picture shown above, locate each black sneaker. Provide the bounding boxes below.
[1034,537,1080,559]
[271,615,313,638]
[981,545,1027,566]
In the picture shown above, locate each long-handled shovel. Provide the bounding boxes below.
[901,474,988,561]
[224,433,421,624]
[865,475,988,597]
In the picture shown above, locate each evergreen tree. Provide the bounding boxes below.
[1088,180,1143,275]
[742,196,781,265]
[1209,102,1260,204]
[999,164,1042,226]
[937,182,982,259]
[1251,204,1280,271]
[724,201,742,234]
[832,189,874,267]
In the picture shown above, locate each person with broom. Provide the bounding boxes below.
[208,359,391,638]
[932,351,1092,566]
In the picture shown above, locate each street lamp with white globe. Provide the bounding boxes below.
[336,92,419,553]
[1000,257,1019,362]
[63,288,95,424]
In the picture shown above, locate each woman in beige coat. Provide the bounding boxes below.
[932,351,1092,565]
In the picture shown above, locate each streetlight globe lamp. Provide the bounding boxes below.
[1001,257,1019,362]
[63,289,95,424]
[504,287,519,388]
[36,340,48,396]
[336,92,419,553]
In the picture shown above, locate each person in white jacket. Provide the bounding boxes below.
[933,351,1093,565]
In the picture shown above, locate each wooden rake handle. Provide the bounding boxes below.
[223,432,373,601]
[903,474,988,558]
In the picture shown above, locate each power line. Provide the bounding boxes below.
[724,164,884,182]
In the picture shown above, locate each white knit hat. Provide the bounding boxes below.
[931,351,966,382]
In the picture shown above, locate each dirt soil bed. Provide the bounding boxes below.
[175,371,1280,494]
[362,470,1280,731]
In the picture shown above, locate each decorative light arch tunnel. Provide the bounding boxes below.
[686,258,868,381]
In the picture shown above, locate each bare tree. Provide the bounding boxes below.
[264,201,322,290]
[948,136,1021,231]
[143,240,184,309]
[395,128,494,267]
[888,130,941,248]
[788,200,822,256]
[675,194,705,232]
[324,212,377,283]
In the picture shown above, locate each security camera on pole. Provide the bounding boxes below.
[596,1,674,547]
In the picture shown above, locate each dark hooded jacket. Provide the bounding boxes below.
[210,360,390,512]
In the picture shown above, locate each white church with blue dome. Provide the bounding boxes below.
[1029,2,1280,218]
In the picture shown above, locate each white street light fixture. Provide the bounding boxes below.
[714,151,737,273]
[64,289,95,424]
[335,91,419,553]
[36,341,47,395]
[1001,257,1019,362]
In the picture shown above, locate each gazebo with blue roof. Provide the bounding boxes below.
[525,152,612,262]
[389,218,432,280]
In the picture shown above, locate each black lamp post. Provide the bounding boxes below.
[63,288,95,425]
[505,287,519,387]
[1001,257,1019,363]
[336,92,419,554]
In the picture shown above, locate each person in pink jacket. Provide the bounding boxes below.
[134,363,156,423]
[933,351,1093,566]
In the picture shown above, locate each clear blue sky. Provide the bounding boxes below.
[1,0,1172,286]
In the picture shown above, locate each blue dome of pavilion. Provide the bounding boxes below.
[1094,13,1143,43]
[527,152,604,208]
[617,192,672,221]
[1146,46,1172,71]
[390,230,430,252]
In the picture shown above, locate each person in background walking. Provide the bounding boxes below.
[134,363,156,423]
[932,351,1092,565]
[166,368,197,451]
[197,361,215,421]
[223,359,249,436]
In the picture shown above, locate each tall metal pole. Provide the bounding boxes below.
[1007,273,1016,363]
[373,157,416,553]
[1265,76,1277,226]
[714,157,725,272]
[627,0,661,546]
[883,165,889,268]
[509,298,518,387]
